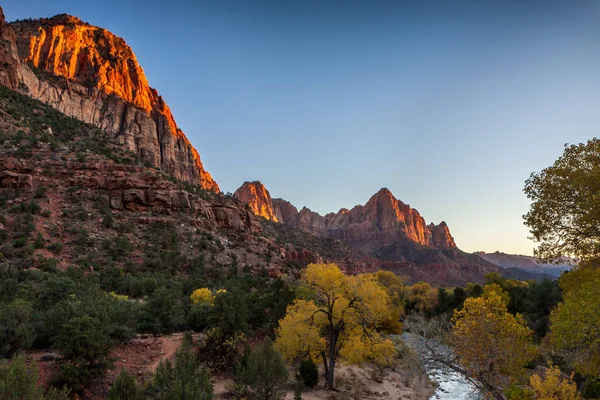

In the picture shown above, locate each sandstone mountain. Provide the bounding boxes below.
[234,181,514,283]
[234,181,282,222]
[235,182,456,252]
[0,9,218,191]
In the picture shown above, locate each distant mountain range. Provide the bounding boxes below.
[234,181,536,285]
[473,251,575,278]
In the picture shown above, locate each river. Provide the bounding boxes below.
[399,333,481,400]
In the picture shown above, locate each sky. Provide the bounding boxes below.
[3,0,600,256]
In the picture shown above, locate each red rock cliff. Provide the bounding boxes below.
[236,183,457,252]
[234,181,282,222]
[5,13,218,191]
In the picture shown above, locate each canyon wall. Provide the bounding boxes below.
[1,10,218,191]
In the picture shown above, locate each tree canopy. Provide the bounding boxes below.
[451,285,537,399]
[524,138,600,261]
[548,262,600,376]
[275,263,395,389]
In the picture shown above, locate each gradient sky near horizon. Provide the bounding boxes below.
[4,0,600,256]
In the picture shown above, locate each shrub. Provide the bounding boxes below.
[296,358,318,389]
[199,328,245,372]
[208,290,248,336]
[33,233,45,249]
[505,384,534,400]
[146,334,213,400]
[0,355,44,399]
[52,315,112,392]
[188,303,212,332]
[137,287,185,334]
[108,370,140,400]
[583,377,600,399]
[243,338,288,400]
[33,186,47,199]
[47,242,63,254]
[0,298,33,358]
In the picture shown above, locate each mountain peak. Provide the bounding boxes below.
[46,14,88,26]
[7,14,218,191]
[234,181,281,222]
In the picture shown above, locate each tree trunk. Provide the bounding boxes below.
[321,351,328,382]
[326,332,338,390]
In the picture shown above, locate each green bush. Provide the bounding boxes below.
[0,299,33,358]
[188,302,211,332]
[108,370,141,400]
[146,334,213,400]
[0,356,43,399]
[505,384,534,400]
[296,358,318,389]
[137,287,185,334]
[583,377,600,398]
[47,242,63,254]
[242,338,288,400]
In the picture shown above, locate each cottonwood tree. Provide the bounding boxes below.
[405,285,536,400]
[524,138,600,261]
[530,365,581,400]
[548,262,600,376]
[275,263,395,390]
[524,139,600,378]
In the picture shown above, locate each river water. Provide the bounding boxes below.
[399,333,480,400]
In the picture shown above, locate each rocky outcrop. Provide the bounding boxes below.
[272,198,298,225]
[428,221,456,248]
[0,10,218,191]
[237,184,457,253]
[234,181,282,222]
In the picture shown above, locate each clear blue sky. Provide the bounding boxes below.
[4,1,600,255]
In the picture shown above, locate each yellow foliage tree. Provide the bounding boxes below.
[451,285,537,399]
[275,263,395,390]
[530,366,581,400]
[190,288,215,304]
[408,282,438,312]
[549,262,600,376]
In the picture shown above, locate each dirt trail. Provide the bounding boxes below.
[147,333,184,372]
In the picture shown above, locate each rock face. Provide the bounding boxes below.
[0,10,218,191]
[234,181,282,222]
[234,182,503,284]
[237,184,456,253]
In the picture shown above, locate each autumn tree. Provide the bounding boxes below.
[524,138,600,261]
[530,365,581,400]
[407,282,437,313]
[548,262,600,376]
[451,285,537,399]
[275,263,395,390]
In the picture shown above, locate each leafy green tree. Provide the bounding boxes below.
[549,263,600,376]
[52,315,112,392]
[138,287,185,334]
[108,370,141,400]
[209,289,248,336]
[243,338,288,400]
[0,298,33,358]
[524,138,600,261]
